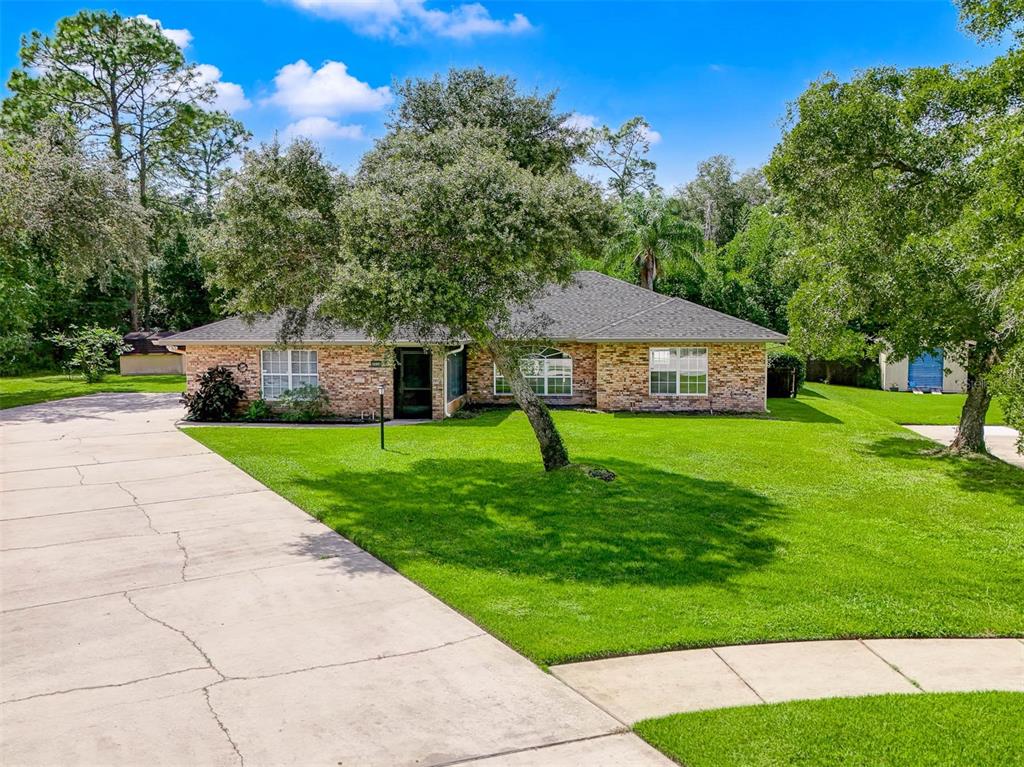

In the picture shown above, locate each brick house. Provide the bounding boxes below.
[157,271,786,420]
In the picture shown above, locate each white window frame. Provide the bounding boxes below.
[649,347,708,396]
[260,349,319,401]
[493,347,573,397]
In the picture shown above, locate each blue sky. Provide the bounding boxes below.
[0,0,1003,189]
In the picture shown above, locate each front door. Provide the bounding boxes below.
[395,349,432,418]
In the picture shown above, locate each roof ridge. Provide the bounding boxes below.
[579,269,784,338]
[580,295,677,339]
[658,292,784,335]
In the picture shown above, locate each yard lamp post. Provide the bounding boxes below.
[378,383,385,450]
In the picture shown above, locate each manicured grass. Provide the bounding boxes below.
[634,692,1024,767]
[805,382,1005,425]
[186,392,1023,665]
[0,372,185,409]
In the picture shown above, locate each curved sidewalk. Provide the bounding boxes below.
[551,637,1024,724]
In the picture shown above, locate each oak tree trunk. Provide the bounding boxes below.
[948,374,991,455]
[487,341,570,471]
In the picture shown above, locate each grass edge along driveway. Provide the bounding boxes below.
[0,372,185,409]
[185,392,1023,666]
[634,692,1024,767]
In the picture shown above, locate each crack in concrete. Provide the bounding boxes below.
[428,731,630,767]
[213,632,490,684]
[1,667,211,706]
[203,686,245,766]
[174,532,190,581]
[0,488,265,522]
[1,531,156,552]
[123,592,224,682]
[1,555,350,615]
[116,481,161,537]
[80,465,233,489]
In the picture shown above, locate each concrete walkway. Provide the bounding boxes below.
[0,393,670,767]
[905,424,1024,469]
[551,638,1024,724]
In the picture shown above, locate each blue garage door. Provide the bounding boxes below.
[908,350,944,391]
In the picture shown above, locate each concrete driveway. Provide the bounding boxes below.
[0,393,669,767]
[904,424,1024,469]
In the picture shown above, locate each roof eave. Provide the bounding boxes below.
[159,335,788,346]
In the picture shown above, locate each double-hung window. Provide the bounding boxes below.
[494,347,573,396]
[649,347,707,395]
[261,349,318,400]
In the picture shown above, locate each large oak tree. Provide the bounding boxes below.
[208,69,608,470]
[768,34,1023,453]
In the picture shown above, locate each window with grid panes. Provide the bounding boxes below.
[649,347,707,395]
[260,349,319,400]
[493,347,572,396]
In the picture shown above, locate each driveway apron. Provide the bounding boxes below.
[0,393,669,767]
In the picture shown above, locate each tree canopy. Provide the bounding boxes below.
[207,69,609,470]
[768,20,1024,452]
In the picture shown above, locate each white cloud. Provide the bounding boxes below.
[135,16,249,114]
[283,116,366,142]
[640,125,662,145]
[195,64,252,113]
[136,14,193,49]
[287,0,532,40]
[264,59,391,117]
[562,113,598,132]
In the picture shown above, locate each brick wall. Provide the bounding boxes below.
[595,342,766,413]
[185,340,767,418]
[466,342,598,407]
[184,344,395,419]
[430,349,445,421]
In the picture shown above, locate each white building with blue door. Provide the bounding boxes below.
[879,347,967,393]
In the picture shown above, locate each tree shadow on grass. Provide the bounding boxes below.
[766,399,843,424]
[288,457,782,589]
[865,436,1024,507]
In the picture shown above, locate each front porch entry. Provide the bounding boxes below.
[394,348,432,418]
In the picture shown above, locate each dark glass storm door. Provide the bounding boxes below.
[394,348,432,418]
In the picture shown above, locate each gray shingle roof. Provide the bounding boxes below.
[157,271,786,346]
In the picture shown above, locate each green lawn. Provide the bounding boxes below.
[186,391,1023,665]
[634,692,1024,767]
[0,372,185,409]
[805,382,1005,425]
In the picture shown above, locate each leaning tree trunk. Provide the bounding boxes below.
[487,341,570,471]
[948,373,992,455]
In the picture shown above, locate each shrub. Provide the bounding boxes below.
[182,366,243,421]
[856,364,881,390]
[46,325,129,383]
[243,398,273,422]
[767,346,806,397]
[277,384,330,422]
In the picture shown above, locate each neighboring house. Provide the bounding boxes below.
[120,330,186,376]
[879,348,967,393]
[156,271,786,420]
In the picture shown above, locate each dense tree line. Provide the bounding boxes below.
[3,1,1021,461]
[0,10,247,372]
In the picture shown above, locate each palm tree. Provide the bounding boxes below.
[608,192,704,291]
